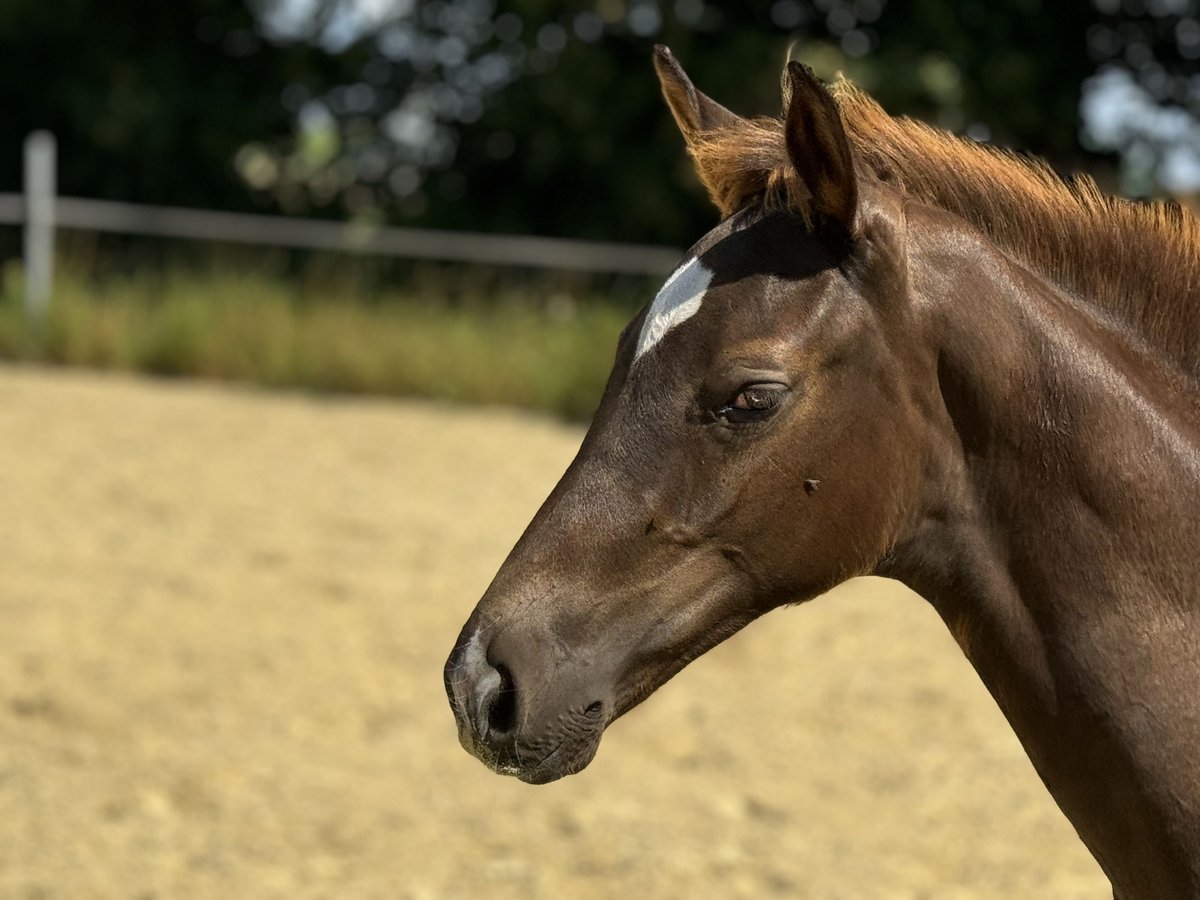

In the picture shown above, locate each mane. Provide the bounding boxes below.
[687,80,1200,379]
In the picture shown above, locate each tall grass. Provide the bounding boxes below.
[0,265,636,419]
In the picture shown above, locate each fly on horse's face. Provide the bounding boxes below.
[445,50,925,784]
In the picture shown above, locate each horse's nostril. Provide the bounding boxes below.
[487,664,518,736]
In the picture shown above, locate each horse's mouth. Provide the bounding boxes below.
[513,733,603,784]
[466,706,607,785]
[472,738,601,784]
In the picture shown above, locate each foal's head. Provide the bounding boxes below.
[445,48,929,783]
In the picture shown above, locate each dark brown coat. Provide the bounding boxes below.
[447,47,1200,898]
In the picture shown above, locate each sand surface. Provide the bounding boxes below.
[0,366,1109,898]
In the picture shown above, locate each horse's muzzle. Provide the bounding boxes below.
[443,624,607,784]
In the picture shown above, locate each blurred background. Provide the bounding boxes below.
[0,0,1195,897]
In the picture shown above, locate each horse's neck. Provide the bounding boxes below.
[879,225,1200,898]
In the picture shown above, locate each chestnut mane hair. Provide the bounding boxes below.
[687,78,1200,379]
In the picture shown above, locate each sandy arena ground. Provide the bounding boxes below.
[0,366,1109,899]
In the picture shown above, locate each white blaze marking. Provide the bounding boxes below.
[635,256,713,360]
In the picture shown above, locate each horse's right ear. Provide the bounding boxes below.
[781,61,857,241]
[653,45,742,144]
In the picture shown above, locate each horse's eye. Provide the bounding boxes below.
[716,383,788,424]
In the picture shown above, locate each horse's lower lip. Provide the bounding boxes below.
[486,731,603,784]
[516,765,570,785]
[484,756,573,784]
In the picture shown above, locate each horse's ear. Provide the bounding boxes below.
[782,61,857,240]
[653,45,742,143]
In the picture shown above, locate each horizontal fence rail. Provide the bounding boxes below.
[0,193,681,277]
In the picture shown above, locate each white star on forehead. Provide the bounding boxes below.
[635,256,714,360]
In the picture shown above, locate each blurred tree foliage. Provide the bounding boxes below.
[1,0,1196,248]
[0,0,362,212]
[1082,0,1200,194]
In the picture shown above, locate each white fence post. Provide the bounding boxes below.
[24,131,56,320]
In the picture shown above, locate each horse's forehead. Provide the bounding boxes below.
[633,217,750,362]
[634,256,715,360]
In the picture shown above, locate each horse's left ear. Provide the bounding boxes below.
[653,45,742,143]
[782,62,857,240]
